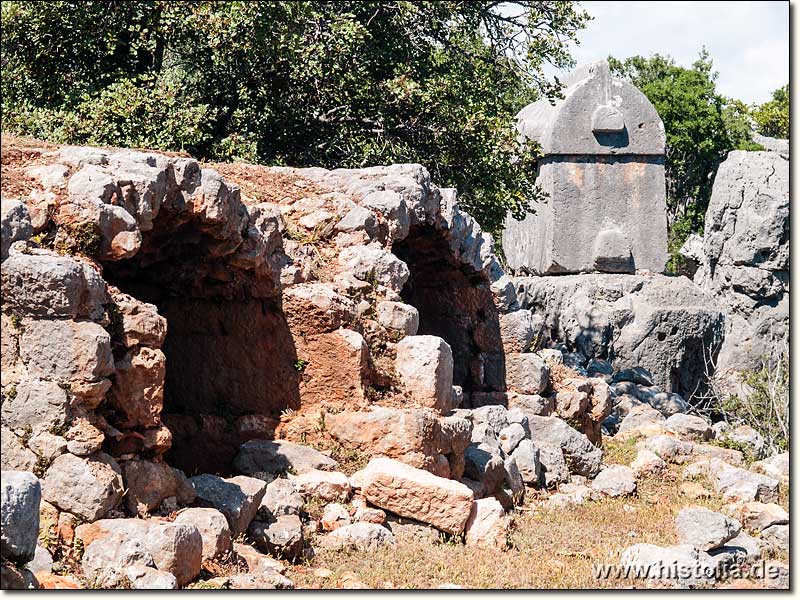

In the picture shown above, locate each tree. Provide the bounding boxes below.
[608,50,758,273]
[752,84,789,139]
[1,1,590,233]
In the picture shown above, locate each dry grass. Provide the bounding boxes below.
[289,464,738,589]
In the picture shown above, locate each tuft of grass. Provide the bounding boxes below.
[55,222,101,256]
[601,434,642,466]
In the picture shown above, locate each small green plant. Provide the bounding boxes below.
[72,537,85,562]
[55,222,101,256]
[19,424,33,446]
[602,435,641,466]
[705,348,788,454]
[293,359,310,373]
[5,383,17,401]
[49,419,72,437]
[33,455,54,478]
[9,312,23,331]
[103,301,124,344]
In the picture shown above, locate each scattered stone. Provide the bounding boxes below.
[649,392,689,417]
[1,427,37,472]
[464,444,505,497]
[708,530,762,569]
[321,503,352,531]
[617,404,666,435]
[353,505,386,525]
[248,514,304,560]
[636,435,693,464]
[759,524,789,554]
[124,565,179,590]
[680,482,710,500]
[498,309,540,353]
[536,443,569,487]
[712,463,780,503]
[26,544,53,576]
[0,563,38,590]
[1,199,33,259]
[320,522,395,552]
[675,506,741,551]
[121,459,192,515]
[665,414,712,441]
[750,452,789,485]
[503,456,526,505]
[619,543,715,588]
[291,469,351,503]
[234,439,339,476]
[360,457,474,534]
[613,367,655,387]
[526,416,602,477]
[174,508,232,561]
[498,423,526,455]
[40,453,123,521]
[338,245,409,292]
[376,301,419,336]
[76,519,202,586]
[505,353,549,395]
[260,478,303,519]
[1,471,41,564]
[190,474,267,536]
[395,335,454,412]
[384,516,441,545]
[233,542,286,574]
[738,502,788,533]
[335,205,379,236]
[631,450,666,475]
[464,498,509,551]
[591,465,637,497]
[508,440,540,485]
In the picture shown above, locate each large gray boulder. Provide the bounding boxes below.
[619,543,716,588]
[234,440,339,477]
[513,274,724,397]
[190,474,267,537]
[40,453,124,521]
[0,250,108,319]
[504,60,668,275]
[694,150,788,372]
[1,199,32,259]
[675,507,741,551]
[526,416,602,478]
[1,471,41,564]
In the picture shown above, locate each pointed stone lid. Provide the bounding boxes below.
[517,60,666,156]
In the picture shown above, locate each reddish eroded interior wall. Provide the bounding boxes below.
[392,225,505,395]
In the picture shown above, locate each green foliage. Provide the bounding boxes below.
[54,222,102,256]
[2,1,590,233]
[609,50,763,271]
[718,353,789,453]
[752,84,789,139]
[722,99,764,151]
[293,359,310,373]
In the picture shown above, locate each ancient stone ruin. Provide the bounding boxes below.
[503,60,669,275]
[0,62,789,590]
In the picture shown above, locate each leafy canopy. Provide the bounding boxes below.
[1,1,590,233]
[752,84,789,139]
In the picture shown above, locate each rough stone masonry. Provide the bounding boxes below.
[503,60,669,275]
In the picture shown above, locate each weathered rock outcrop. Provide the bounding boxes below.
[693,150,789,372]
[513,274,724,397]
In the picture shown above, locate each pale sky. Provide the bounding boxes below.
[546,1,789,104]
